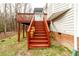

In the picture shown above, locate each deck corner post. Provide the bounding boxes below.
[18,23,20,42]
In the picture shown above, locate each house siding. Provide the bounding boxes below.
[44,3,76,50]
[47,3,74,35]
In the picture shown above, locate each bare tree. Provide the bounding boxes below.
[3,3,7,34]
[24,3,27,13]
[0,3,32,34]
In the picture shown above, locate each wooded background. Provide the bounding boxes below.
[0,3,32,34]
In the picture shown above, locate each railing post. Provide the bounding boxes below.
[27,31,30,49]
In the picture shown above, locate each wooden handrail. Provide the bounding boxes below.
[43,18,50,46]
[43,17,50,33]
[27,17,34,32]
[27,16,34,49]
[44,20,50,32]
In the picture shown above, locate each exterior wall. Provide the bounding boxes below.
[46,4,53,18]
[47,3,74,35]
[44,3,75,51]
[51,8,74,35]
[53,3,72,13]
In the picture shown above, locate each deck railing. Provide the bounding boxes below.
[43,18,50,47]
[16,13,34,23]
[27,17,35,49]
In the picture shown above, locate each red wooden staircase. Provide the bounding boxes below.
[27,18,50,49]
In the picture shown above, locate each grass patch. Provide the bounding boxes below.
[29,42,71,56]
[77,51,79,56]
[0,32,72,56]
[0,33,28,56]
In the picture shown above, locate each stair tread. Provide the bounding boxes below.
[34,34,46,35]
[35,28,44,30]
[37,30,45,32]
[34,35,46,37]
[30,40,48,42]
[35,32,46,34]
[34,36,47,38]
[35,29,44,30]
[35,30,45,31]
[35,23,43,25]
[29,46,49,48]
[30,43,49,46]
[35,34,46,35]
[35,27,44,28]
[35,24,44,27]
[35,31,46,33]
[35,31,45,33]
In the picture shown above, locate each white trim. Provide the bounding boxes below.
[74,4,77,50]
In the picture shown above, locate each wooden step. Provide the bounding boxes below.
[33,36,47,40]
[35,31,45,33]
[35,22,43,23]
[35,25,45,28]
[35,28,45,31]
[35,32,46,34]
[35,23,43,24]
[35,24,44,25]
[34,33,46,36]
[30,40,48,42]
[35,22,43,24]
[35,25,44,27]
[35,30,45,32]
[29,46,49,48]
[35,32,45,34]
[30,43,49,47]
[35,21,44,23]
[35,27,44,29]
[35,23,43,25]
[35,27,44,28]
[35,21,43,22]
[35,26,44,27]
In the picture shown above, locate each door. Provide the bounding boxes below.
[35,14,43,21]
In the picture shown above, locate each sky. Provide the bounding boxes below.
[0,0,50,11]
[0,0,52,3]
[31,3,46,11]
[31,3,46,8]
[0,0,77,3]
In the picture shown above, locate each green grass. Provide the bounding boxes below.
[29,41,72,56]
[0,32,72,56]
[77,51,79,56]
[0,33,28,56]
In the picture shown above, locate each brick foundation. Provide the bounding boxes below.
[77,37,79,51]
[51,31,74,51]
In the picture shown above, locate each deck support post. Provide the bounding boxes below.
[18,23,20,42]
[23,24,25,38]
